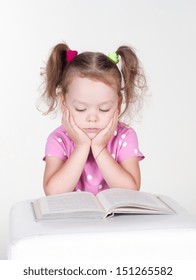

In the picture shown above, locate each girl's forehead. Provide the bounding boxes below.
[68,75,116,88]
[72,100,115,106]
[67,76,119,100]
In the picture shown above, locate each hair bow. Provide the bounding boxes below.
[66,49,78,62]
[108,52,119,64]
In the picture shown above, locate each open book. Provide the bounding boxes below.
[32,188,175,220]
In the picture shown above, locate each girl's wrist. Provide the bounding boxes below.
[75,143,91,152]
[91,145,106,159]
[95,147,106,160]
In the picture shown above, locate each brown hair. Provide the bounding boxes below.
[40,42,147,119]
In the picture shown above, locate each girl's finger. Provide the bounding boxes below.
[69,114,83,134]
[69,114,77,129]
[113,110,119,125]
[65,108,70,121]
[99,117,113,136]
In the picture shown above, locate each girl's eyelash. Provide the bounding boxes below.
[75,108,110,112]
[75,108,86,112]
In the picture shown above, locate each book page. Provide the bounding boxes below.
[36,192,105,216]
[97,188,172,213]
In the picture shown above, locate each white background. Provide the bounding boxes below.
[0,0,196,260]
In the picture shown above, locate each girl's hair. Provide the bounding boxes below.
[40,42,147,119]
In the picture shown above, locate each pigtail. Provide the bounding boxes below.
[116,46,147,117]
[42,43,70,114]
[39,41,146,119]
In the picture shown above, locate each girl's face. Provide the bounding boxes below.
[61,76,121,139]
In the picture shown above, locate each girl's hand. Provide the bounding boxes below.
[62,108,91,148]
[91,110,119,157]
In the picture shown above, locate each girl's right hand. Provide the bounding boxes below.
[62,108,91,148]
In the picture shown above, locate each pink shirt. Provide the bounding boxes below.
[43,122,144,195]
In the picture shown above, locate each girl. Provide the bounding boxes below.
[41,42,146,196]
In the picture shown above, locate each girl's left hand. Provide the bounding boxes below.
[91,110,119,155]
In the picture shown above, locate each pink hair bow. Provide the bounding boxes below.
[66,49,78,62]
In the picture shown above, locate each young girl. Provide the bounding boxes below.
[41,42,146,196]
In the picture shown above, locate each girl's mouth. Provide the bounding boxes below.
[84,128,100,133]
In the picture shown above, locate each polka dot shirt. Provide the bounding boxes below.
[43,122,144,195]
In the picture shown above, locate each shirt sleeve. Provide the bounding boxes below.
[43,133,68,161]
[117,127,145,163]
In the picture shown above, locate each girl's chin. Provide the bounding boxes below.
[83,128,101,139]
[86,132,99,139]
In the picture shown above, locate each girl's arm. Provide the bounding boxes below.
[44,145,90,195]
[93,149,140,190]
[91,111,141,190]
[44,110,91,195]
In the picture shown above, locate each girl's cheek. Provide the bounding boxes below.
[107,111,115,121]
[101,114,113,127]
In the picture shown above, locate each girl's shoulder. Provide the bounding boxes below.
[111,122,144,161]
[48,125,66,135]
[44,125,73,161]
[47,125,72,143]
[116,121,137,135]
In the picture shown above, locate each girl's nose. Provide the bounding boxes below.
[88,116,97,122]
[87,111,98,122]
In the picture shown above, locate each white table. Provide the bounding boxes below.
[8,196,196,260]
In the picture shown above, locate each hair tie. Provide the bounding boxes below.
[66,49,78,62]
[108,52,119,64]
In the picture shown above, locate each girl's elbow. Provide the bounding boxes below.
[43,179,59,196]
[132,175,141,191]
[134,184,140,191]
[43,182,53,196]
[133,180,141,191]
[43,180,74,196]
[119,182,140,191]
[128,179,140,191]
[128,183,140,191]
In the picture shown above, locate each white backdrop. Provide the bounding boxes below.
[0,0,196,259]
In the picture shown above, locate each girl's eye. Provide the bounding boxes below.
[99,109,110,112]
[75,108,86,112]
